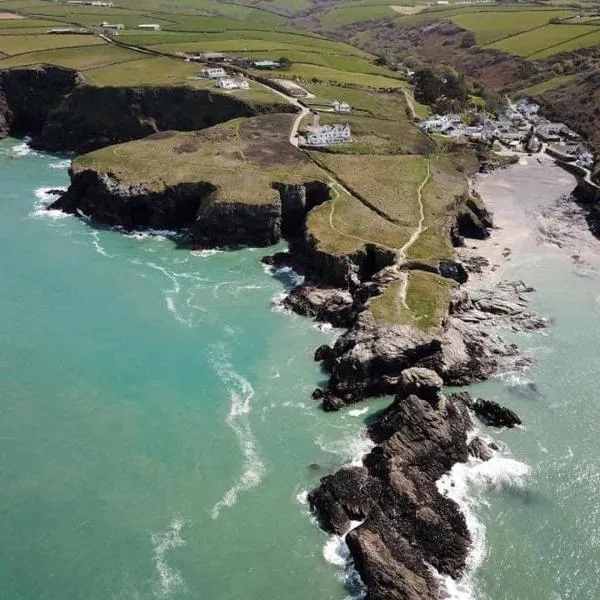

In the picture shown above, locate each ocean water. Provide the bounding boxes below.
[0,139,383,600]
[2,139,599,600]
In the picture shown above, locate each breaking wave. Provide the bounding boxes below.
[48,158,72,169]
[323,519,367,600]
[30,186,69,220]
[316,431,375,468]
[151,518,186,599]
[210,351,265,519]
[435,449,531,600]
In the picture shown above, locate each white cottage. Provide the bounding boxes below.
[331,100,351,113]
[200,67,227,79]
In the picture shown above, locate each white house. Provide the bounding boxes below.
[138,23,161,31]
[331,100,351,113]
[216,77,249,90]
[200,67,227,79]
[306,124,351,146]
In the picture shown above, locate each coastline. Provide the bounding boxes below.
[307,155,586,600]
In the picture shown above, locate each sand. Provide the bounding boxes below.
[460,154,598,289]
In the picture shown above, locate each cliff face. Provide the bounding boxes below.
[0,66,78,139]
[0,65,293,153]
[53,170,333,247]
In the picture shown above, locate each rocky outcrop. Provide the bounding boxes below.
[0,65,292,153]
[312,279,543,410]
[309,387,476,600]
[451,198,493,245]
[317,313,442,406]
[396,367,443,401]
[283,284,355,327]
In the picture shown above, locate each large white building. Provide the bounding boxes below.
[306,124,351,146]
[216,77,249,90]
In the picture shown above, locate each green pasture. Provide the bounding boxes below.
[320,4,396,28]
[0,32,103,55]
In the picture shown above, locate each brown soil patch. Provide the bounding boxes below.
[0,12,25,19]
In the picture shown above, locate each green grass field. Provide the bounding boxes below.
[519,73,577,96]
[451,9,576,45]
[0,32,103,55]
[488,23,600,58]
[0,43,140,70]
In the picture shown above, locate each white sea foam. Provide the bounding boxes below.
[48,158,71,169]
[12,140,36,157]
[347,408,369,418]
[151,518,186,599]
[210,352,265,519]
[323,519,367,600]
[435,451,530,599]
[30,186,69,220]
[316,431,375,468]
[126,229,177,241]
[296,489,309,505]
[313,321,333,332]
[191,248,222,258]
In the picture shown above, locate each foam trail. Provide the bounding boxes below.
[151,518,186,599]
[90,230,114,258]
[323,519,367,600]
[348,408,369,418]
[210,351,265,519]
[435,452,530,599]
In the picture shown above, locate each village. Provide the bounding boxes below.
[418,99,595,169]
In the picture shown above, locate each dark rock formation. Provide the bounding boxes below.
[321,313,442,405]
[310,391,475,600]
[448,391,522,428]
[284,284,354,327]
[438,259,468,284]
[53,169,215,231]
[53,170,331,247]
[451,198,493,244]
[472,398,522,428]
[0,66,292,153]
[397,367,443,402]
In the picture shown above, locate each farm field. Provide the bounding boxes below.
[451,9,576,44]
[518,73,577,96]
[0,43,140,70]
[488,23,600,57]
[0,32,103,55]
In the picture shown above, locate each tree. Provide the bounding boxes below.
[278,56,291,68]
[460,31,476,48]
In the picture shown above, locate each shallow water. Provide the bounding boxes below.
[0,139,384,600]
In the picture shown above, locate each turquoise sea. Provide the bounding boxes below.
[1,139,598,600]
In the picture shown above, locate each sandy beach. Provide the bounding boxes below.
[461,154,600,288]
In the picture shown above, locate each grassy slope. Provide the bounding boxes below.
[75,114,325,202]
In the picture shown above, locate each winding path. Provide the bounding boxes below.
[398,160,431,258]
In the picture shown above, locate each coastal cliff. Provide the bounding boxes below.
[0,65,292,153]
